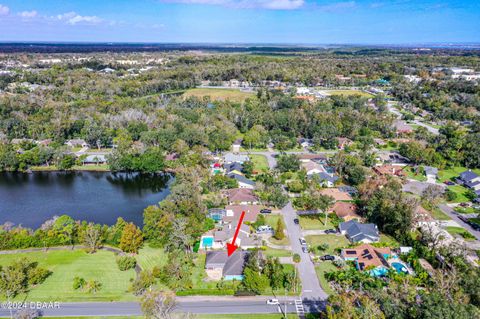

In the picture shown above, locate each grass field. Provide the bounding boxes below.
[136,244,168,271]
[305,235,350,255]
[444,227,476,241]
[431,207,452,220]
[299,215,335,230]
[265,215,290,246]
[446,185,472,203]
[183,88,254,102]
[250,154,270,172]
[404,167,427,182]
[30,164,110,172]
[438,167,480,182]
[315,262,338,295]
[0,250,136,302]
[320,89,374,98]
[378,234,400,247]
[262,247,292,258]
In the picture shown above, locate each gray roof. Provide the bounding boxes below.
[460,170,479,182]
[205,251,249,276]
[424,166,438,176]
[316,172,339,184]
[224,162,243,173]
[83,154,106,163]
[228,173,255,186]
[224,153,249,163]
[339,220,379,242]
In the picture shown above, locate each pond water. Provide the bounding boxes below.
[0,171,172,228]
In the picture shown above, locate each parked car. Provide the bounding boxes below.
[302,246,309,253]
[293,218,299,225]
[459,202,470,207]
[324,229,337,234]
[299,237,307,246]
[266,299,279,305]
[320,255,335,261]
[260,209,272,214]
[256,225,274,234]
[444,181,455,186]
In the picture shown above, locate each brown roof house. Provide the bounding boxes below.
[320,188,353,201]
[373,165,406,177]
[341,244,392,276]
[223,205,262,224]
[331,202,361,222]
[225,188,259,205]
[337,137,353,150]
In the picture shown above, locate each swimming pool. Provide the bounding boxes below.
[202,236,214,248]
[392,262,408,274]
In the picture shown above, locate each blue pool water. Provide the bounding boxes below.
[392,262,408,274]
[202,237,214,247]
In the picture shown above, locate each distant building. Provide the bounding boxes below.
[227,173,255,189]
[224,153,249,164]
[65,139,88,148]
[331,202,360,222]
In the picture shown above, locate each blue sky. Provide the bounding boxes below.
[0,0,479,44]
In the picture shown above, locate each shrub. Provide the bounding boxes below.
[73,276,86,290]
[28,267,52,286]
[116,255,137,271]
[293,253,301,263]
[444,189,457,201]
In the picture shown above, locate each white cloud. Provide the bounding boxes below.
[318,1,356,12]
[19,10,38,18]
[0,4,10,16]
[56,11,103,25]
[161,0,305,10]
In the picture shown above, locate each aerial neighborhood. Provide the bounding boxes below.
[0,45,480,318]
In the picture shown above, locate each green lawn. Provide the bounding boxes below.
[299,215,335,230]
[432,207,452,220]
[305,235,350,255]
[0,250,136,302]
[262,247,292,258]
[315,262,338,295]
[320,89,374,98]
[136,244,168,272]
[378,234,400,247]
[250,154,270,172]
[446,185,472,203]
[445,227,476,241]
[265,215,290,246]
[454,206,479,215]
[30,164,110,172]
[404,167,427,182]
[438,167,480,182]
[183,88,254,102]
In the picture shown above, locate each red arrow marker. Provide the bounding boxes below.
[226,211,246,257]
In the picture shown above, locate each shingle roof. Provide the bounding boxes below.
[205,251,249,276]
[226,188,258,203]
[339,220,379,242]
[460,170,479,182]
[424,166,438,176]
[228,173,255,186]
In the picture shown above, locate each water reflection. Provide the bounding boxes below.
[0,171,172,228]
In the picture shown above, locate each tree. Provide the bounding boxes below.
[276,153,300,173]
[82,223,102,253]
[242,267,269,294]
[119,223,144,253]
[141,290,176,319]
[143,204,174,247]
[85,280,102,294]
[274,218,285,240]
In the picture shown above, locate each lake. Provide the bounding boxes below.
[0,171,172,228]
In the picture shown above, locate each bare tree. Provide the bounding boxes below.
[82,223,102,253]
[141,290,176,319]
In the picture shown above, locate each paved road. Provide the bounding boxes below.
[387,101,439,135]
[0,298,321,317]
[281,202,328,305]
[412,119,439,135]
[438,204,480,241]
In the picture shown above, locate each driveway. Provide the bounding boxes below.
[281,202,328,305]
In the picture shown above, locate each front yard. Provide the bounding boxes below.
[315,262,339,295]
[249,154,270,172]
[444,227,476,241]
[305,235,350,255]
[299,215,336,231]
